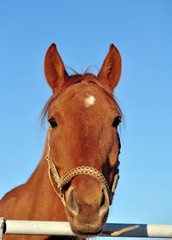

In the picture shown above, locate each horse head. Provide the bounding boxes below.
[43,44,122,237]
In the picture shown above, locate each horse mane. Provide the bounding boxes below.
[41,73,122,122]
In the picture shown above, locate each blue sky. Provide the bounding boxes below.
[0,1,172,239]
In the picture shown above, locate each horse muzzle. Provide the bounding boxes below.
[64,176,110,237]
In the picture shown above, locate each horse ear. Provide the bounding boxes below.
[98,44,122,90]
[44,43,68,93]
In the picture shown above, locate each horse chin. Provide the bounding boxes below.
[67,211,109,238]
[72,228,102,238]
[69,223,104,238]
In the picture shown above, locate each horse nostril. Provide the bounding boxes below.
[66,187,79,216]
[99,188,109,217]
[100,190,106,208]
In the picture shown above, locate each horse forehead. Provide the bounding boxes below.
[57,83,114,114]
[59,84,99,105]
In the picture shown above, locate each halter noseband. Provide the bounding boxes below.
[45,128,119,206]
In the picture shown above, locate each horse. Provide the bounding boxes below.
[0,43,122,240]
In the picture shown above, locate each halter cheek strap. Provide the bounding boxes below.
[45,128,119,206]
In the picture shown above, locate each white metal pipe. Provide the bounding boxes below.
[103,223,172,238]
[5,221,73,236]
[2,220,172,238]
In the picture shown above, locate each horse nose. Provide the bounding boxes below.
[66,184,109,219]
[66,187,79,216]
[99,188,110,217]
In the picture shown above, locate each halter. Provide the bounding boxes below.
[45,128,119,206]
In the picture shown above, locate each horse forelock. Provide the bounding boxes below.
[41,73,122,123]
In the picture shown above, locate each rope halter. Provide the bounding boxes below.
[45,128,119,206]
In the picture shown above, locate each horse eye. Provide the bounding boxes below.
[112,117,121,128]
[48,117,58,128]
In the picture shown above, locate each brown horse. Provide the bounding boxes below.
[0,44,122,240]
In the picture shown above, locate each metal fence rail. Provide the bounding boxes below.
[1,218,172,239]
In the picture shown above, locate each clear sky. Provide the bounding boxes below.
[0,1,172,239]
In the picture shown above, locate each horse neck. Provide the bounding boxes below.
[27,158,86,239]
[25,152,67,221]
